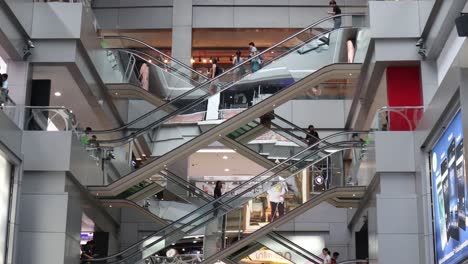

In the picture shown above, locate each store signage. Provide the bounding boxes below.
[431,111,468,264]
[248,249,292,263]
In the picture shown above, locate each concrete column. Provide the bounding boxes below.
[420,60,439,108]
[171,0,193,65]
[17,171,81,264]
[374,172,419,264]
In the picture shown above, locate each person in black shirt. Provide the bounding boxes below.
[328,0,342,29]
[305,125,320,148]
[213,181,223,216]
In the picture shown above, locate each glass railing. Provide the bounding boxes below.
[254,232,323,264]
[88,131,367,263]
[99,36,208,87]
[106,49,204,99]
[371,106,424,131]
[88,18,369,189]
[89,13,367,139]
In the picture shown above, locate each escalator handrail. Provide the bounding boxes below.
[115,49,202,85]
[266,232,323,263]
[93,29,347,143]
[91,13,364,136]
[161,169,214,203]
[88,132,368,262]
[99,35,208,81]
[117,141,360,263]
[273,113,322,142]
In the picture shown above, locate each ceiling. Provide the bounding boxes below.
[188,149,267,178]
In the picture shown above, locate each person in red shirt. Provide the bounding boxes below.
[330,252,340,264]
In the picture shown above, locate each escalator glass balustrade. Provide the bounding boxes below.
[88,131,369,263]
[88,20,370,191]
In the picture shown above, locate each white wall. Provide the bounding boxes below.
[277,202,353,260]
[276,100,349,129]
[0,153,12,264]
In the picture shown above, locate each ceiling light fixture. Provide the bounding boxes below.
[222,155,229,160]
[54,91,62,97]
[197,149,236,153]
[164,59,169,63]
[202,59,207,63]
[224,168,230,172]
[190,58,195,64]
[148,59,152,63]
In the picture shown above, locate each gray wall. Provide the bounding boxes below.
[93,0,368,30]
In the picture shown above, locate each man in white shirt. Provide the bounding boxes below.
[267,181,287,221]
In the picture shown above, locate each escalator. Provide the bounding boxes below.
[88,131,368,263]
[101,169,217,225]
[229,231,323,264]
[87,14,370,197]
[101,36,209,103]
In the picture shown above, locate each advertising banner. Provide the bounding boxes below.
[431,111,468,264]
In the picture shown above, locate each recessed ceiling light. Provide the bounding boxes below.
[182,248,185,251]
[109,205,112,208]
[349,73,353,76]
[148,59,152,63]
[54,91,62,97]
[222,155,229,160]
[164,59,168,63]
[352,194,356,197]
[224,168,230,172]
[193,241,197,243]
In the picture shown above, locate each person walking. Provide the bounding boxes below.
[249,42,261,73]
[305,125,320,147]
[213,181,223,216]
[139,62,149,91]
[232,50,246,80]
[330,252,340,264]
[328,1,342,29]
[321,248,332,264]
[267,180,287,221]
[206,58,223,120]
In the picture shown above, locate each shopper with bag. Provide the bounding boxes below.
[267,180,287,221]
[249,42,262,73]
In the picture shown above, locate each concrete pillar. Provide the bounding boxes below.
[374,172,419,264]
[171,0,193,65]
[17,171,81,264]
[6,61,31,106]
[420,60,439,108]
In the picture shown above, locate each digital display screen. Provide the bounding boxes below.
[431,111,468,264]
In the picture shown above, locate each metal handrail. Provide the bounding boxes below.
[88,131,368,262]
[115,49,201,85]
[90,142,357,263]
[161,169,214,203]
[268,231,323,262]
[91,13,364,137]
[338,260,369,264]
[120,142,360,263]
[99,35,208,81]
[374,106,424,131]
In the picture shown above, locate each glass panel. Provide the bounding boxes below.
[88,131,367,263]
[95,26,370,187]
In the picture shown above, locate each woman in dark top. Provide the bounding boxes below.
[214,181,223,198]
[213,181,223,216]
[305,125,320,148]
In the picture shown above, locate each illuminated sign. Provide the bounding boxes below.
[431,111,468,264]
